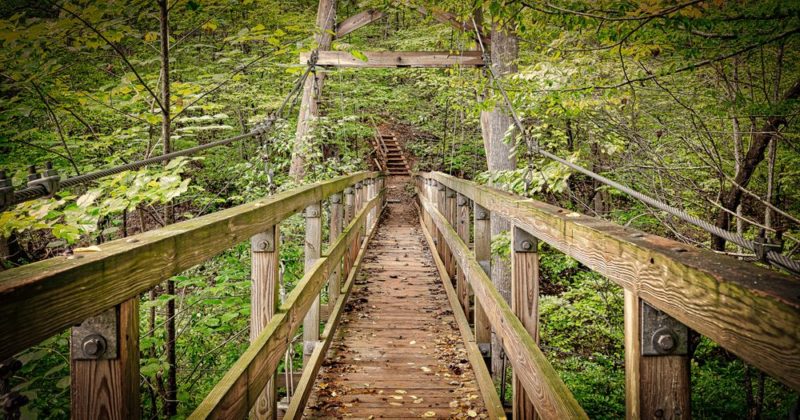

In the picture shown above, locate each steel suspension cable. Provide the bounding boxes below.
[7,53,318,207]
[470,19,800,275]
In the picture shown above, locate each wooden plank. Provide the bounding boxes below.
[0,172,377,361]
[445,188,458,278]
[422,172,800,391]
[624,290,690,419]
[300,51,484,68]
[420,198,588,419]
[70,298,140,420]
[303,202,323,363]
[284,198,384,419]
[327,194,344,306]
[250,226,279,420]
[456,194,471,315]
[418,205,507,420]
[473,203,492,350]
[335,9,385,38]
[512,227,539,420]
[189,193,383,419]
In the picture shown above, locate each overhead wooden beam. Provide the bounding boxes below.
[336,9,385,38]
[301,51,484,68]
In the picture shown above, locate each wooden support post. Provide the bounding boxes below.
[328,194,344,305]
[250,226,279,420]
[512,226,539,419]
[343,187,355,279]
[624,290,691,419]
[473,203,492,360]
[444,188,457,279]
[303,202,322,363]
[352,182,364,264]
[456,194,471,316]
[435,182,447,260]
[71,299,140,420]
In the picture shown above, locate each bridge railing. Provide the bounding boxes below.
[0,171,384,419]
[415,172,799,419]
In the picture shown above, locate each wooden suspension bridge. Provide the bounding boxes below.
[0,166,798,419]
[1,3,799,419]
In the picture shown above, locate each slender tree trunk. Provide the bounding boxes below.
[712,79,800,250]
[289,0,336,181]
[479,20,518,380]
[158,0,177,415]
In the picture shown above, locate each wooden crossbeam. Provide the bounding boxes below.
[336,9,385,38]
[301,51,484,68]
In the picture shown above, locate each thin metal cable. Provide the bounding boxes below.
[10,56,317,206]
[470,18,800,275]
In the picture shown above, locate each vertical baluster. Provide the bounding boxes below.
[473,203,492,361]
[511,226,539,419]
[456,194,470,315]
[303,202,322,363]
[328,194,344,306]
[250,225,279,419]
[342,187,355,279]
[444,188,457,279]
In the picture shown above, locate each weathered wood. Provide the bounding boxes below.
[512,226,539,420]
[300,51,484,68]
[303,202,323,362]
[420,198,588,419]
[335,9,385,38]
[624,290,691,419]
[421,172,800,391]
[343,187,355,277]
[190,192,382,419]
[472,203,492,353]
[250,226,279,420]
[71,298,140,420]
[445,188,458,279]
[284,200,383,419]
[418,207,507,419]
[327,194,343,306]
[0,172,377,361]
[456,194,471,315]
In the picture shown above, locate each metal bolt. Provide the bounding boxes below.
[27,165,41,181]
[656,333,675,352]
[82,334,107,358]
[654,409,665,418]
[520,240,533,251]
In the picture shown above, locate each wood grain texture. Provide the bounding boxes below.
[420,198,587,419]
[300,51,484,68]
[419,206,507,420]
[625,290,690,419]
[473,202,492,348]
[284,199,383,419]
[327,194,344,309]
[303,202,323,362]
[0,172,377,361]
[421,172,800,391]
[456,194,471,316]
[445,188,458,279]
[335,9,385,38]
[71,298,139,420]
[512,228,539,420]
[189,192,383,419]
[250,226,279,420]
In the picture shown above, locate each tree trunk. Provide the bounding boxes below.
[712,79,800,250]
[158,0,177,415]
[289,0,336,181]
[479,21,518,380]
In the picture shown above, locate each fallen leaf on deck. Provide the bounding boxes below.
[467,410,477,417]
[422,411,436,417]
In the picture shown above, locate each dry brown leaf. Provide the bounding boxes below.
[422,411,436,417]
[467,410,478,417]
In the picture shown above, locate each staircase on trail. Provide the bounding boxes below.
[380,133,410,176]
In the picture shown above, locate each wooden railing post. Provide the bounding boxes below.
[444,188,457,279]
[512,226,539,419]
[342,187,355,278]
[71,299,140,419]
[456,193,470,316]
[303,201,322,363]
[435,182,446,260]
[328,194,344,305]
[624,291,690,419]
[250,225,279,420]
[473,202,492,361]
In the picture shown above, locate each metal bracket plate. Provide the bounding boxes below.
[641,301,688,356]
[513,226,537,253]
[71,307,119,360]
[251,227,276,253]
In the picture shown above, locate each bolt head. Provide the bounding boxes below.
[82,335,106,357]
[521,240,533,251]
[656,333,675,352]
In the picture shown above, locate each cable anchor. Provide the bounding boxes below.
[26,162,60,197]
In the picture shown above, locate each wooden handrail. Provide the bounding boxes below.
[417,172,800,392]
[0,172,379,361]
[190,190,384,419]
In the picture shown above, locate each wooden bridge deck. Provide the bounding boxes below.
[303,177,488,418]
